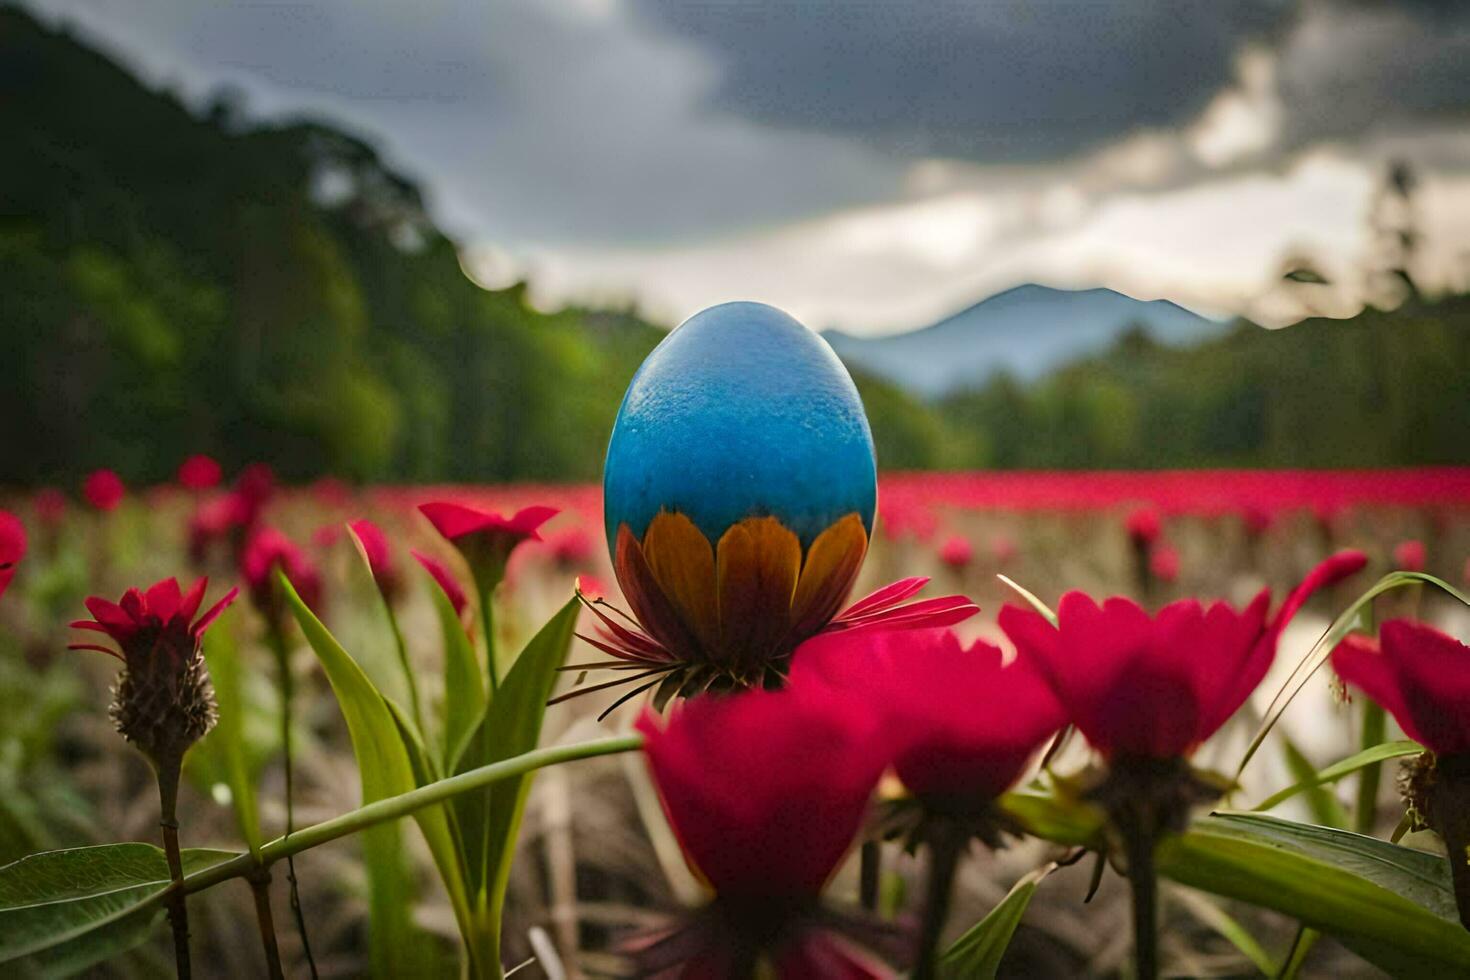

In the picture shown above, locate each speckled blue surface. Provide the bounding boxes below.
[603,301,877,553]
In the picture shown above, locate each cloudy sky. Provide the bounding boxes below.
[25,0,1470,334]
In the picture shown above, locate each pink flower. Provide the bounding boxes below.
[1333,620,1470,931]
[577,575,977,707]
[792,629,1064,808]
[70,577,236,763]
[348,519,402,601]
[235,463,276,508]
[34,488,67,528]
[1149,543,1180,584]
[83,469,126,512]
[0,510,27,600]
[419,501,557,596]
[938,534,973,571]
[1333,621,1470,757]
[1001,551,1367,760]
[548,525,594,567]
[632,687,893,976]
[1242,505,1274,538]
[1125,507,1161,547]
[70,577,237,665]
[411,549,469,620]
[1393,539,1426,573]
[241,527,322,625]
[177,455,222,491]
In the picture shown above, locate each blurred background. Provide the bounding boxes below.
[3,0,1469,485]
[4,3,1470,977]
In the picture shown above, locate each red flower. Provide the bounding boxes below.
[579,572,976,697]
[241,527,322,623]
[1242,505,1274,538]
[791,628,1064,808]
[0,510,26,600]
[937,534,973,571]
[419,501,557,595]
[633,687,892,976]
[83,469,126,512]
[1125,507,1161,547]
[69,577,236,762]
[235,463,277,507]
[348,519,401,600]
[1000,551,1367,760]
[411,549,469,619]
[70,577,237,664]
[34,488,67,528]
[1149,543,1180,584]
[178,455,222,491]
[1393,539,1426,573]
[1333,621,1470,756]
[548,525,594,567]
[187,491,256,566]
[639,688,885,899]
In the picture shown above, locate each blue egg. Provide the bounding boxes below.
[603,301,877,554]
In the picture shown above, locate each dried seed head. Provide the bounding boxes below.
[110,647,218,767]
[70,577,237,769]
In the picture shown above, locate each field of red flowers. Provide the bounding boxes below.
[2,461,1469,979]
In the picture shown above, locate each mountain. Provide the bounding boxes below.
[823,285,1226,396]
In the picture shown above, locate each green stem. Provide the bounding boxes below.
[181,736,643,896]
[1275,924,1319,979]
[478,579,499,696]
[384,600,426,737]
[155,756,191,980]
[267,623,317,979]
[1354,601,1382,836]
[1354,700,1386,834]
[914,825,966,980]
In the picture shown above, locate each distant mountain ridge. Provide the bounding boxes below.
[823,284,1227,396]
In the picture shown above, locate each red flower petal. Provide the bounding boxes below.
[411,549,469,618]
[1336,620,1470,756]
[791,628,1063,803]
[192,586,240,639]
[0,509,25,600]
[348,519,399,597]
[637,686,885,900]
[145,577,184,624]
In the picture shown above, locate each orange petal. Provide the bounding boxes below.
[641,511,721,652]
[615,524,701,659]
[790,513,868,638]
[716,516,802,670]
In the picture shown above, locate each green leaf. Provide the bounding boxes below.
[1158,812,1470,975]
[996,574,1058,626]
[1241,571,1470,774]
[1278,736,1349,828]
[196,609,262,854]
[464,598,580,966]
[0,844,235,970]
[430,577,483,772]
[999,786,1105,848]
[279,574,472,970]
[939,863,1052,979]
[1255,740,1421,815]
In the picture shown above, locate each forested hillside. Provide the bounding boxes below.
[2,6,1466,484]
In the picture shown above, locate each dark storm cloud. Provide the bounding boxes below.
[629,0,1470,163]
[1275,1,1470,148]
[629,1,1288,160]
